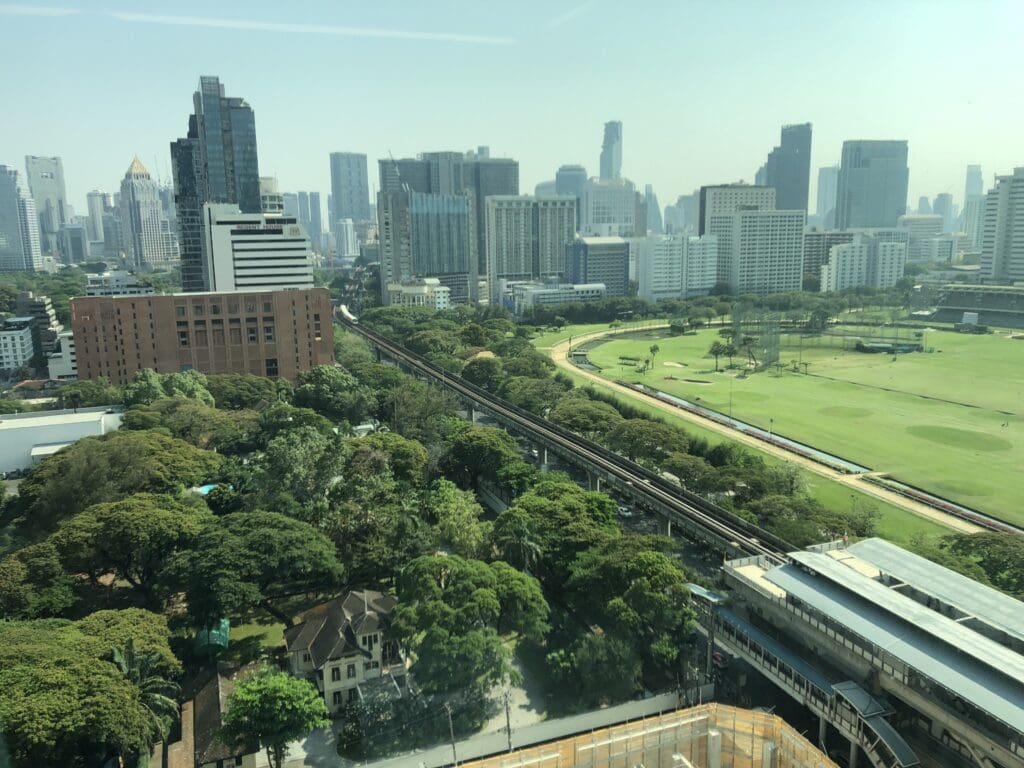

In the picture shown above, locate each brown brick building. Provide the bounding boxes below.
[71,288,334,384]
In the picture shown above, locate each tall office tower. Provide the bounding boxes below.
[259,177,284,213]
[378,189,477,304]
[980,167,1024,282]
[932,193,954,233]
[308,192,323,252]
[962,196,985,253]
[634,191,648,238]
[816,166,839,227]
[120,157,178,269]
[201,203,313,291]
[916,196,932,215]
[663,203,684,234]
[567,236,629,296]
[727,209,805,295]
[283,193,298,217]
[698,184,776,282]
[0,166,42,272]
[24,156,67,257]
[645,185,663,235]
[761,123,812,211]
[581,177,637,236]
[86,190,107,242]
[329,152,371,226]
[296,191,311,235]
[803,229,855,272]
[170,76,260,292]
[896,214,943,262]
[484,196,576,296]
[964,164,984,201]
[534,180,557,196]
[636,234,718,302]
[834,140,909,229]
[820,234,907,292]
[62,223,90,263]
[599,121,623,180]
[556,164,587,227]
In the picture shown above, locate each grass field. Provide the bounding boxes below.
[544,354,949,550]
[580,326,1024,526]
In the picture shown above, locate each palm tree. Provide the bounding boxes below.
[708,341,726,372]
[111,639,181,762]
[493,513,544,573]
[649,343,660,361]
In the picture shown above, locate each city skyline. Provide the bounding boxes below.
[1,1,1019,217]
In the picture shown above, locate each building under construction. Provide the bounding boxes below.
[459,704,836,768]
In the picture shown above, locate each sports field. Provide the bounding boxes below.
[582,326,1024,526]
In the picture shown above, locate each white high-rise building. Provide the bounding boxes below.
[485,195,576,299]
[120,158,179,269]
[0,165,42,272]
[699,184,777,283]
[581,178,636,236]
[336,218,358,258]
[729,209,805,295]
[636,234,719,302]
[980,168,1024,282]
[820,234,906,292]
[897,214,944,262]
[201,203,314,291]
[259,177,284,214]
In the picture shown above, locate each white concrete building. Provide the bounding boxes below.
[386,277,451,309]
[897,214,944,262]
[511,281,606,315]
[0,317,35,371]
[699,185,777,283]
[85,270,155,297]
[0,407,122,472]
[201,203,314,291]
[820,234,907,292]
[0,165,42,273]
[581,177,636,236]
[636,234,720,302]
[336,218,358,258]
[259,176,284,214]
[981,168,1024,282]
[728,209,805,295]
[47,329,77,380]
[485,195,576,299]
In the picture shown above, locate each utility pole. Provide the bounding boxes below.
[445,703,458,767]
[504,689,513,752]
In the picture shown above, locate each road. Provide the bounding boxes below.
[545,327,980,535]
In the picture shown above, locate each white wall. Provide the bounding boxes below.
[0,408,122,472]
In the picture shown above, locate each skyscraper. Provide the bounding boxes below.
[86,190,107,243]
[555,164,587,228]
[932,193,954,233]
[599,121,622,180]
[645,185,663,235]
[980,167,1024,282]
[761,123,812,212]
[965,164,984,201]
[567,236,629,296]
[24,156,67,257]
[581,178,636,236]
[0,165,42,272]
[120,157,179,269]
[485,195,576,296]
[329,152,371,227]
[728,210,806,295]
[816,166,839,226]
[834,140,909,229]
[308,192,323,252]
[170,76,260,292]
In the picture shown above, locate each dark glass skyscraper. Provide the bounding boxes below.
[599,121,622,180]
[835,140,909,230]
[762,123,812,212]
[171,76,260,292]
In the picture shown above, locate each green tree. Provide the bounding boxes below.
[546,634,640,709]
[430,480,490,559]
[501,349,555,379]
[293,365,376,424]
[497,376,569,414]
[110,638,181,761]
[443,425,520,486]
[489,561,549,641]
[219,666,329,768]
[253,426,346,519]
[56,378,123,408]
[946,533,1024,597]
[14,430,224,534]
[661,452,716,493]
[724,342,738,368]
[346,431,428,487]
[548,396,624,439]
[220,512,344,625]
[491,507,543,572]
[605,419,690,464]
[461,356,504,392]
[206,373,293,409]
[56,494,213,607]
[708,340,726,372]
[649,343,660,360]
[0,541,75,619]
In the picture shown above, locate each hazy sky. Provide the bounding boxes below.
[2,0,1021,217]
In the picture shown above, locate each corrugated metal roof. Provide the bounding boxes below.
[847,537,1024,646]
[864,715,921,766]
[786,551,1024,686]
[764,562,1024,734]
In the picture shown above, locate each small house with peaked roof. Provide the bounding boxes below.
[284,589,408,713]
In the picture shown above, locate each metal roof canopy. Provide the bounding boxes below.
[786,551,1024,687]
[765,562,1024,735]
[847,537,1024,647]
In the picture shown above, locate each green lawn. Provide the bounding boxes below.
[548,363,940,550]
[582,327,1024,525]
